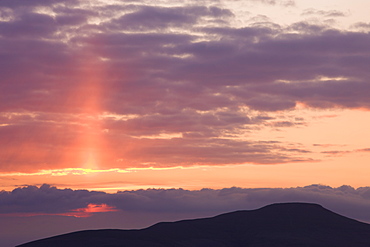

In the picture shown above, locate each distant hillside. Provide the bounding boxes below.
[17,203,370,247]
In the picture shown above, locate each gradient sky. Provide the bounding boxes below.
[1,0,370,246]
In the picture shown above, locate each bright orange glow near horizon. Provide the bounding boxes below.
[0,204,118,218]
[1,106,370,192]
[67,43,108,171]
[70,203,118,217]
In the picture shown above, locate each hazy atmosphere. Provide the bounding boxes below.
[1,0,370,246]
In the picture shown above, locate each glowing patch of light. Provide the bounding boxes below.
[277,76,349,84]
[0,9,14,22]
[125,166,200,171]
[0,164,236,178]
[135,133,182,139]
[125,163,261,172]
[99,112,139,121]
[99,57,111,62]
[33,7,56,18]
[171,53,193,59]
[69,203,118,217]
[1,111,38,119]
[83,150,98,170]
[0,168,130,177]
[195,107,230,115]
[317,76,349,81]
[1,204,118,218]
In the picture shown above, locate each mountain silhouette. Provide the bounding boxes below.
[17,202,370,247]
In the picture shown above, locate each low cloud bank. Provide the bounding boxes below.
[2,184,370,222]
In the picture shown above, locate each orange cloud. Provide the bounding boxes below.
[68,203,119,217]
[1,204,118,218]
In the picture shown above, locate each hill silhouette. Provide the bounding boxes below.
[17,202,370,247]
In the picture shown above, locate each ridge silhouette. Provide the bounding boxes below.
[17,202,370,247]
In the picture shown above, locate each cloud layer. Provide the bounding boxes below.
[1,0,370,172]
[2,184,370,223]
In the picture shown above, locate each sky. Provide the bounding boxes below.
[1,0,370,246]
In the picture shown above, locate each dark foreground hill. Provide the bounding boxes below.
[17,203,370,247]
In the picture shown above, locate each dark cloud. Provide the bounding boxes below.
[107,6,233,31]
[109,138,314,168]
[352,22,370,31]
[0,12,58,38]
[2,184,370,223]
[269,120,305,128]
[0,0,80,16]
[0,184,103,214]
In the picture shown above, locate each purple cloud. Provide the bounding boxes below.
[107,6,233,31]
[2,184,370,223]
[1,0,370,171]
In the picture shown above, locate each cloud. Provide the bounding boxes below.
[352,22,370,32]
[0,0,78,8]
[2,184,370,223]
[321,148,370,157]
[1,0,370,171]
[239,0,295,6]
[109,138,314,168]
[302,9,348,18]
[0,184,102,214]
[107,6,233,31]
